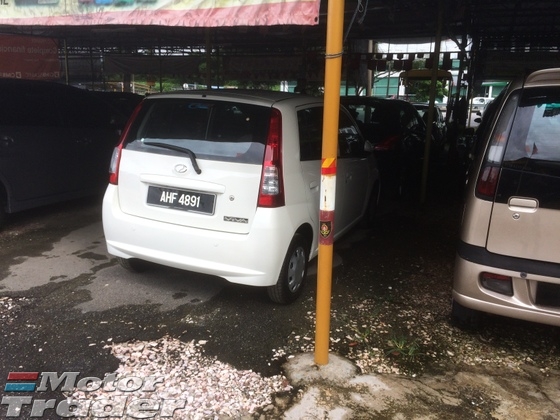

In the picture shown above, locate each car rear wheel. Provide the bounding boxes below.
[0,204,5,231]
[451,299,482,330]
[0,190,6,230]
[117,257,150,273]
[267,234,309,304]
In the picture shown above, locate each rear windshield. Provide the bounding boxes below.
[343,101,421,142]
[124,98,271,164]
[503,87,560,173]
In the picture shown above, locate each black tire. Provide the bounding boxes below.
[0,189,6,231]
[117,257,149,273]
[451,299,482,330]
[267,234,309,304]
[0,203,6,232]
[360,182,380,228]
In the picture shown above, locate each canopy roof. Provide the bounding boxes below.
[0,0,559,81]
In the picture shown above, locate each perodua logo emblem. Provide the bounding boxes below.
[174,164,188,174]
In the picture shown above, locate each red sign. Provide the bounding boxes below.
[0,35,60,80]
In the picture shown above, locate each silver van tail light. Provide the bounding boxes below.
[475,126,508,200]
[258,108,285,207]
[475,164,500,199]
[475,93,519,200]
[475,129,506,199]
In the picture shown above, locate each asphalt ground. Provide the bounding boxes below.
[1,162,560,419]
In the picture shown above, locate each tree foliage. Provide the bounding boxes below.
[407,80,448,102]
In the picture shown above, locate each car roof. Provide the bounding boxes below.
[524,67,560,88]
[144,89,323,107]
[341,96,413,106]
[0,78,83,92]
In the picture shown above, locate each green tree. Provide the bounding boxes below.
[407,80,448,102]
[405,59,449,102]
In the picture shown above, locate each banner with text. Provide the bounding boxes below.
[0,35,60,80]
[0,0,320,27]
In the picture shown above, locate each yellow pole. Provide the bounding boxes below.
[314,0,345,366]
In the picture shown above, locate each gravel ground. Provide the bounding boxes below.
[67,336,291,419]
[2,172,560,419]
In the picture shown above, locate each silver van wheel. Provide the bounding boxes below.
[267,234,309,304]
[451,299,481,330]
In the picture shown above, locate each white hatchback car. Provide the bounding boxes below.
[103,90,379,303]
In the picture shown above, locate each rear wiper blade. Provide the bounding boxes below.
[144,141,202,174]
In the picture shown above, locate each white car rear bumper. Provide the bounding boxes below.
[102,185,296,287]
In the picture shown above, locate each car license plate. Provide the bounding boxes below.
[147,186,215,215]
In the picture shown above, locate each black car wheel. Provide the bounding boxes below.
[267,234,309,304]
[451,299,482,330]
[117,257,150,273]
[0,205,5,231]
[0,193,6,231]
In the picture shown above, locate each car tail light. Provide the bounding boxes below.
[108,146,122,185]
[108,103,143,185]
[475,164,500,198]
[475,132,507,200]
[373,134,399,151]
[258,108,285,207]
[480,272,513,296]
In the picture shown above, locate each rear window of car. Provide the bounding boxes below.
[297,106,365,161]
[124,98,271,164]
[494,87,560,208]
[503,87,560,171]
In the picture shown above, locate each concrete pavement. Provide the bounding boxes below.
[278,352,560,419]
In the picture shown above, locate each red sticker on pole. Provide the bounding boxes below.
[319,210,334,245]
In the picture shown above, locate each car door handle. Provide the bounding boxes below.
[309,181,318,190]
[508,197,538,213]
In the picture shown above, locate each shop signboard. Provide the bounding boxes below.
[0,35,60,80]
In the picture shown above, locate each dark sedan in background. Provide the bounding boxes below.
[0,79,124,228]
[341,96,428,198]
[412,102,447,148]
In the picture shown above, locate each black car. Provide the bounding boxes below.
[0,79,122,228]
[91,91,144,127]
[341,96,428,198]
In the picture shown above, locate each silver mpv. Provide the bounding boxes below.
[452,68,560,328]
